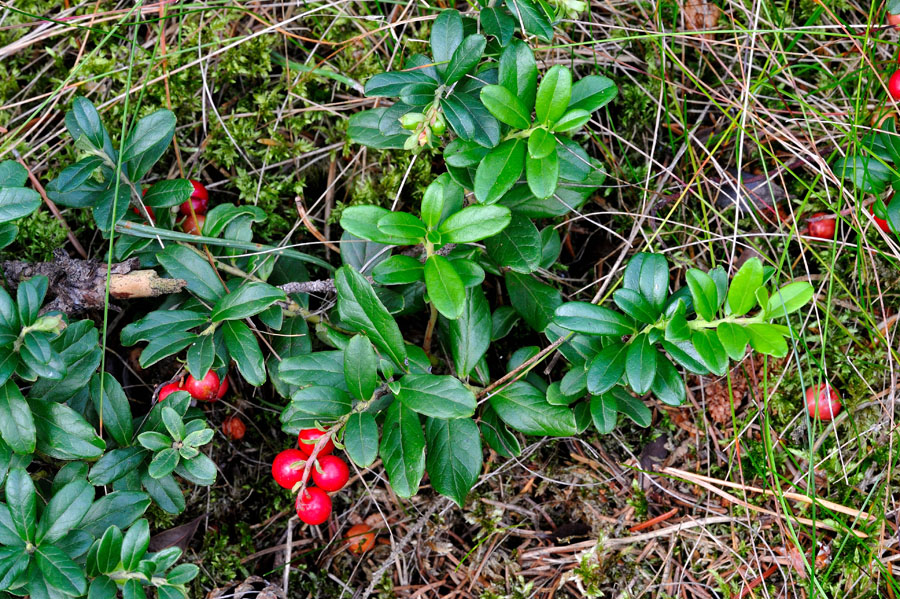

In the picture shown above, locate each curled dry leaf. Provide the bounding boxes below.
[683,0,721,41]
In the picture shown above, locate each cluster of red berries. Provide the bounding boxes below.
[157,370,228,403]
[271,428,350,526]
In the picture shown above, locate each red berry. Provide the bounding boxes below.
[216,375,229,399]
[179,180,209,216]
[272,449,306,489]
[870,205,892,233]
[806,383,841,421]
[297,428,334,456]
[157,382,182,402]
[311,455,349,492]
[222,416,246,441]
[181,213,206,236]
[889,71,900,101]
[807,212,835,239]
[184,371,220,402]
[131,205,155,221]
[295,486,332,525]
[889,13,900,26]
[346,524,376,554]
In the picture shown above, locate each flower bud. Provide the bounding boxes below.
[400,112,425,130]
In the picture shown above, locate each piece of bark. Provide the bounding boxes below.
[2,249,186,315]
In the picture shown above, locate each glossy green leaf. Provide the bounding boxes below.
[438,204,512,242]
[480,85,530,129]
[376,212,427,242]
[590,393,618,434]
[506,271,561,332]
[343,412,378,468]
[440,92,501,148]
[535,66,572,124]
[347,108,409,149]
[211,282,286,322]
[625,334,656,395]
[89,447,147,486]
[528,128,556,159]
[686,269,718,321]
[78,492,150,538]
[766,282,814,318]
[281,386,353,432]
[142,179,193,208]
[484,213,542,273]
[89,373,133,447]
[650,356,686,406]
[157,245,226,303]
[568,75,618,113]
[716,322,749,361]
[481,6,515,45]
[745,323,789,358]
[379,401,425,498]
[0,187,40,224]
[122,109,175,181]
[424,255,465,319]
[586,342,627,395]
[727,258,764,316]
[279,351,345,389]
[0,381,35,454]
[6,469,35,543]
[425,417,481,507]
[489,381,578,436]
[554,301,634,336]
[396,373,476,419]
[430,9,464,75]
[36,543,87,596]
[611,388,652,427]
[480,406,520,457]
[31,400,105,460]
[525,147,559,199]
[444,287,491,378]
[551,109,590,132]
[336,266,408,369]
[498,39,538,108]
[186,334,214,381]
[344,335,377,400]
[474,139,525,204]
[372,255,423,285]
[613,289,659,324]
[222,321,266,386]
[691,329,728,376]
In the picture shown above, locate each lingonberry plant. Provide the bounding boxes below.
[0,1,818,592]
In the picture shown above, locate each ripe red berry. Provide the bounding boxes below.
[184,371,220,402]
[181,213,206,236]
[346,524,376,554]
[222,416,246,441]
[297,428,334,457]
[889,71,900,101]
[216,375,229,399]
[311,455,350,492]
[272,449,306,489]
[889,13,900,26]
[806,383,841,421]
[870,205,892,233]
[807,212,835,239]
[179,180,209,216]
[295,487,332,525]
[157,382,182,402]
[131,205,155,221]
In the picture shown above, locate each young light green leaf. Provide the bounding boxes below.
[727,257,764,316]
[528,128,556,159]
[766,282,814,318]
[716,322,749,361]
[525,148,559,199]
[745,323,789,358]
[438,204,512,242]
[685,269,718,321]
[551,109,590,132]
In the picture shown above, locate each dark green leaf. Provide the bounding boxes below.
[0,381,35,454]
[484,213,541,273]
[281,386,353,432]
[36,544,87,596]
[336,266,408,369]
[211,282,286,322]
[120,310,207,346]
[489,381,578,436]
[474,139,526,204]
[661,340,709,375]
[612,288,659,324]
[443,287,491,378]
[498,39,538,108]
[96,526,123,574]
[507,0,553,41]
[441,91,501,148]
[506,271,561,332]
[379,401,426,498]
[491,306,519,341]
[17,275,47,326]
[0,187,40,224]
[120,519,150,571]
[122,109,175,181]
[396,373,476,419]
[568,75,618,113]
[833,155,891,194]
[139,332,198,369]
[0,161,28,187]
[6,469,35,543]
[425,417,481,507]
[481,6,515,45]
[140,472,184,515]
[344,335,377,400]
[157,245,226,303]
[554,301,634,336]
[174,453,216,486]
[625,334,656,395]
[430,9,464,75]
[222,321,266,386]
[142,179,193,208]
[589,393,618,434]
[31,400,105,460]
[89,447,147,486]
[611,388,652,427]
[586,342,627,395]
[443,34,486,85]
[90,373,133,447]
[343,412,378,468]
[347,108,408,149]
[425,255,465,319]
[650,356,686,406]
[279,351,345,389]
[186,334,214,380]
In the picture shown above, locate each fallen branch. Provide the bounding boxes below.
[2,250,186,314]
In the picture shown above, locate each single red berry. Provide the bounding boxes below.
[870,205,892,233]
[346,524,376,554]
[889,70,900,101]
[216,375,229,399]
[311,455,349,492]
[131,205,155,221]
[889,12,900,26]
[272,449,306,489]
[179,180,209,216]
[805,383,841,421]
[807,212,835,239]
[184,371,220,402]
[181,213,206,236]
[222,416,246,441]
[297,428,334,457]
[295,486,332,525]
[158,382,182,402]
